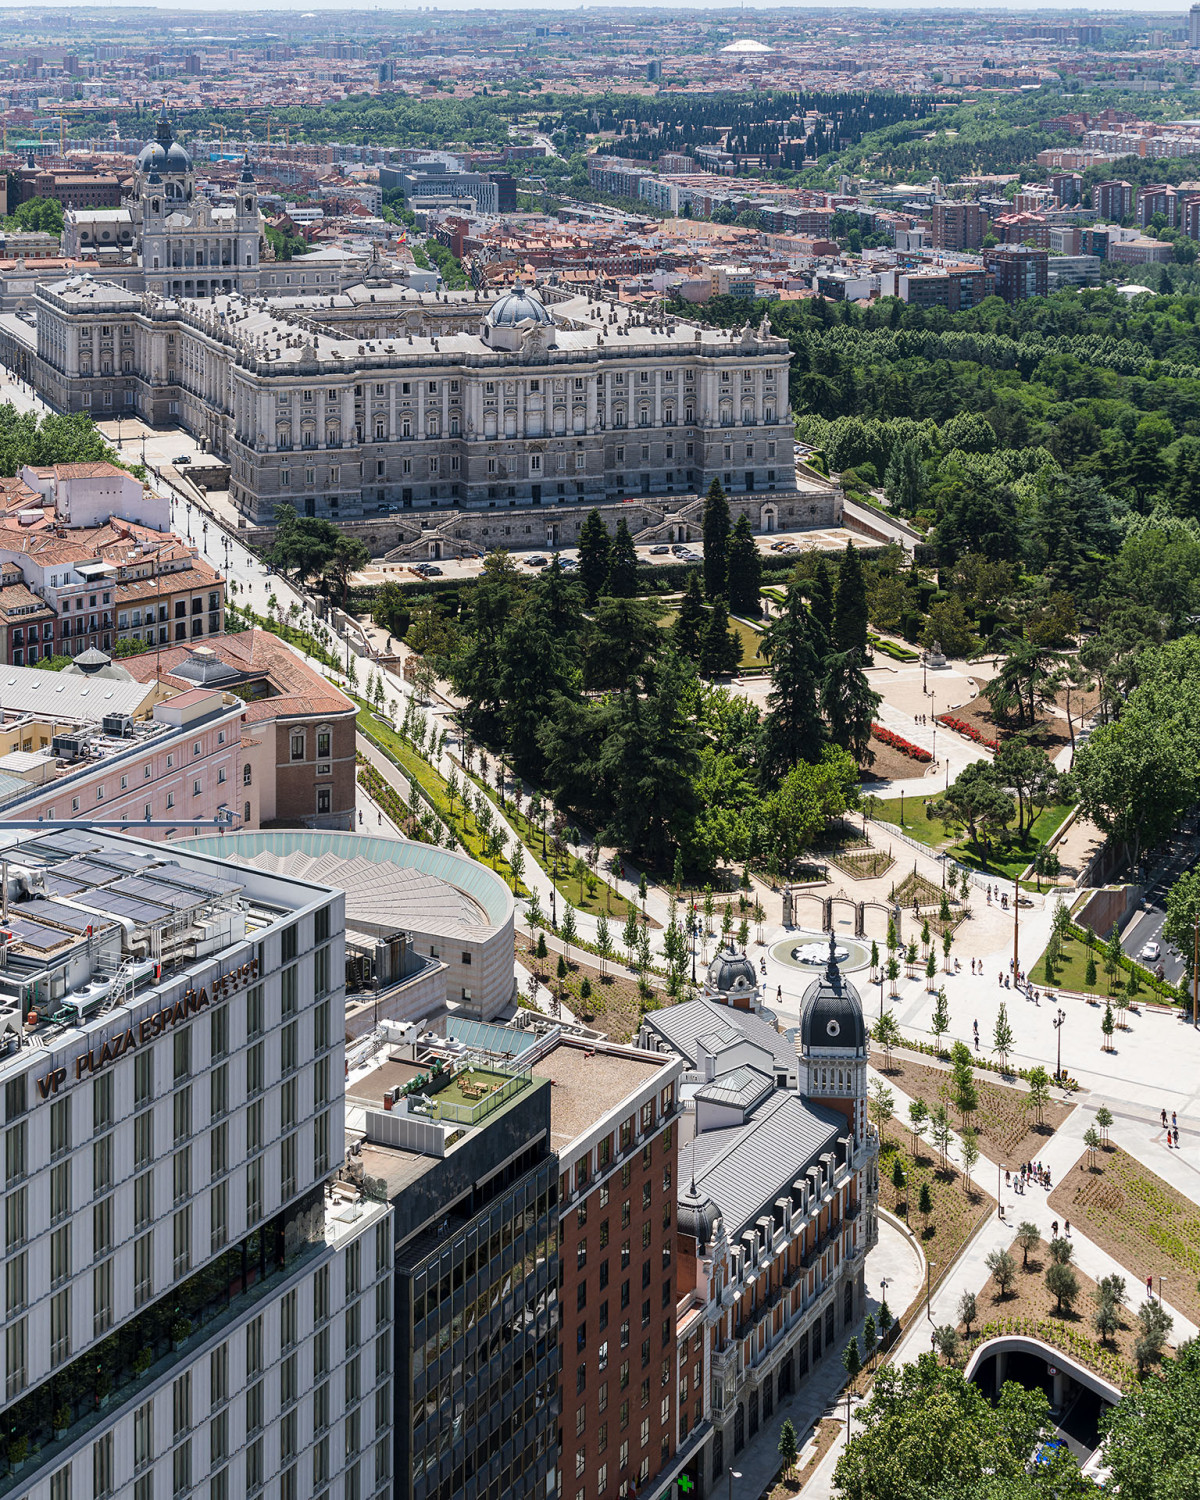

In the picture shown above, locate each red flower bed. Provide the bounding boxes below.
[871,724,932,763]
[937,713,1000,752]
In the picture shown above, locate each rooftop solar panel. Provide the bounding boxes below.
[18,899,107,934]
[109,876,201,912]
[5,917,73,952]
[40,875,88,897]
[54,858,123,887]
[74,889,172,925]
[149,865,243,898]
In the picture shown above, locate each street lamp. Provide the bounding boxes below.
[926,1258,937,1320]
[115,413,122,449]
[726,1468,742,1500]
[1158,1275,1167,1304]
[877,970,885,1018]
[1053,1008,1066,1082]
[998,1161,1004,1219]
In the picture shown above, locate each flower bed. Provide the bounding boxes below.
[871,724,932,763]
[937,713,1000,752]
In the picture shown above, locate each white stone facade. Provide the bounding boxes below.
[19,275,801,526]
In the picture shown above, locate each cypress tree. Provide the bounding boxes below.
[671,571,706,660]
[808,555,834,648]
[725,512,762,616]
[606,518,638,598]
[577,508,612,604]
[833,540,869,656]
[702,478,731,601]
[698,596,742,677]
[758,580,825,779]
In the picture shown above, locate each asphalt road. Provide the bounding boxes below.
[1118,831,1200,986]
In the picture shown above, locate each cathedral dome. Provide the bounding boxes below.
[488,281,553,328]
[137,106,192,176]
[799,934,866,1052]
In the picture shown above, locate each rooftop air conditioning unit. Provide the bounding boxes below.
[102,713,134,737]
[52,734,88,761]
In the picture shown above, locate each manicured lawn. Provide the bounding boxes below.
[472,775,643,924]
[865,794,952,848]
[949,803,1075,880]
[659,608,767,667]
[1031,933,1175,1007]
[354,705,530,895]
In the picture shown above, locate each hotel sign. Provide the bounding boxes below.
[35,958,259,1098]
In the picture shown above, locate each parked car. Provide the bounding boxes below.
[174,454,192,465]
[422,565,443,577]
[525,554,547,567]
[1140,939,1161,962]
[649,544,669,555]
[671,543,689,556]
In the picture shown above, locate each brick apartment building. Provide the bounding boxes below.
[895,266,994,312]
[538,1037,684,1500]
[983,244,1048,303]
[930,200,986,251]
[1094,179,1134,222]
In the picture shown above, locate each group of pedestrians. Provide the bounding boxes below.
[1160,1108,1181,1149]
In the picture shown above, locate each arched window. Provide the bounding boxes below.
[614,405,627,429]
[720,402,733,427]
[276,425,292,450]
[742,406,755,426]
[685,405,694,424]
[243,764,252,786]
[573,406,586,434]
[764,405,775,423]
[663,406,674,426]
[638,406,650,427]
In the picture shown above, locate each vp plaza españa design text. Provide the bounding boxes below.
[35,958,261,1098]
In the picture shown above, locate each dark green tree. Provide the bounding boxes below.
[597,649,703,867]
[822,648,880,767]
[698,596,742,677]
[583,597,662,692]
[758,581,826,780]
[808,555,834,646]
[726,512,762,616]
[833,541,870,656]
[671,571,706,661]
[702,478,731,601]
[577,509,612,604]
[1101,1338,1200,1490]
[605,518,638,598]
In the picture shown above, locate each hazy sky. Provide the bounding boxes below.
[2,0,1197,10]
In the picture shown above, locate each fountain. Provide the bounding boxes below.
[792,941,849,966]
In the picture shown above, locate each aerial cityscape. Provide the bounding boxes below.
[0,7,1198,1500]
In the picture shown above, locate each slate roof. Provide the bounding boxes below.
[688,1089,844,1240]
[642,996,797,1075]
